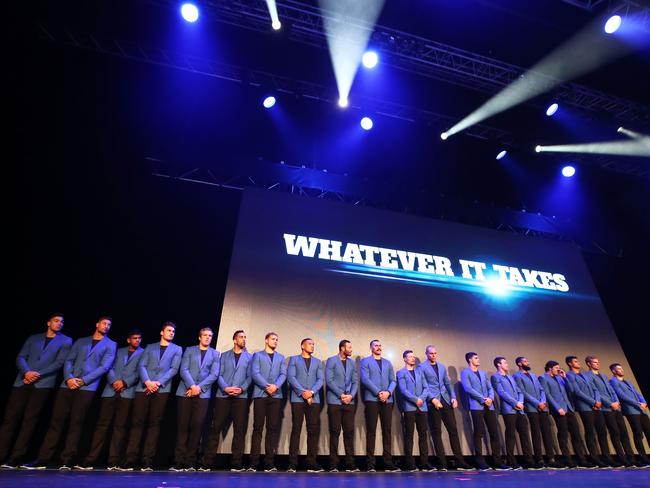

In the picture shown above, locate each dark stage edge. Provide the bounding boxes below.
[2,469,650,488]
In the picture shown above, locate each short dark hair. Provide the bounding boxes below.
[98,315,112,323]
[370,339,380,347]
[515,356,526,366]
[609,363,621,372]
[199,327,213,335]
[565,355,577,367]
[48,313,64,321]
[545,360,559,372]
[585,355,597,365]
[493,356,506,369]
[338,339,350,351]
[403,349,413,359]
[232,330,245,340]
[265,331,278,340]
[465,352,477,364]
[161,321,176,331]
[301,337,313,346]
[127,328,142,337]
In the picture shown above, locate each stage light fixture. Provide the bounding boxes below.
[360,117,373,130]
[180,3,199,23]
[562,165,576,177]
[338,97,349,108]
[272,20,282,30]
[362,51,378,69]
[604,15,622,34]
[535,145,542,153]
[263,96,276,109]
[496,150,507,160]
[440,132,449,141]
[546,103,559,117]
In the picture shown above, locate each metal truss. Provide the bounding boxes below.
[149,157,621,256]
[170,0,650,125]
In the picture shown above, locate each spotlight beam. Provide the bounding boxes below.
[536,137,650,157]
[618,127,646,139]
[320,0,386,105]
[444,17,636,138]
[265,0,281,29]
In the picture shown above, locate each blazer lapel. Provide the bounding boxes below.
[87,337,101,359]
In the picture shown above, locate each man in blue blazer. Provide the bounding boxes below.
[248,331,287,472]
[171,327,220,471]
[539,361,594,468]
[419,345,473,471]
[325,339,358,472]
[201,330,252,472]
[609,363,650,466]
[360,339,399,472]
[396,350,432,472]
[24,316,117,470]
[513,356,562,469]
[491,357,535,469]
[287,338,324,472]
[77,329,144,470]
[583,356,635,467]
[460,352,508,470]
[124,321,182,471]
[0,313,72,468]
[565,355,616,467]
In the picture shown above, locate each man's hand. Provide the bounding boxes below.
[558,369,567,379]
[224,386,242,396]
[432,398,443,410]
[484,397,493,407]
[24,371,41,384]
[301,390,313,400]
[451,399,458,409]
[66,378,80,390]
[538,402,547,411]
[558,408,566,416]
[188,385,202,397]
[378,391,390,403]
[144,380,160,394]
[593,401,602,410]
[112,380,126,392]
[611,401,621,411]
[265,384,278,396]
[416,398,424,408]
[640,403,647,410]
[341,394,352,405]
[515,402,524,411]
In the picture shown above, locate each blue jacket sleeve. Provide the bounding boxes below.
[493,376,517,407]
[360,360,380,396]
[122,355,143,388]
[287,357,304,392]
[387,363,397,394]
[240,357,252,390]
[180,349,195,387]
[326,359,343,397]
[515,375,537,406]
[461,370,485,403]
[350,362,359,398]
[139,348,151,383]
[569,375,597,406]
[158,347,182,388]
[444,370,456,401]
[312,360,324,392]
[397,371,419,405]
[199,352,220,391]
[15,336,33,374]
[63,341,80,381]
[251,354,268,388]
[276,357,287,387]
[540,378,562,412]
[82,342,117,386]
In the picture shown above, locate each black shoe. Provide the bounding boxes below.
[141,464,154,472]
[21,460,47,470]
[286,464,297,473]
[367,466,376,473]
[0,462,17,470]
[307,464,324,473]
[384,463,401,472]
[344,464,359,472]
[74,464,94,471]
[511,464,523,470]
[169,465,186,472]
[263,464,277,472]
[58,465,72,471]
[403,464,418,472]
[456,461,475,471]
[420,464,435,472]
[495,463,512,471]
[476,459,491,471]
[230,464,245,472]
[245,466,257,472]
[329,467,339,473]
[546,460,563,469]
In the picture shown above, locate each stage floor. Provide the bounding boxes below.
[1,469,650,488]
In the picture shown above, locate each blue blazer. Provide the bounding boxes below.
[102,346,144,399]
[460,368,494,410]
[62,336,117,392]
[325,355,358,405]
[514,371,548,413]
[491,373,525,415]
[360,356,396,403]
[250,351,287,399]
[396,367,428,412]
[418,361,455,404]
[216,349,253,398]
[14,333,73,389]
[583,371,618,411]
[176,346,221,398]
[609,378,648,416]
[287,355,324,404]
[566,371,599,412]
[138,342,183,393]
[540,373,574,414]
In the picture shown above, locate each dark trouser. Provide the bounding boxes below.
[38,388,95,464]
[125,392,170,466]
[289,401,320,466]
[0,385,52,463]
[327,403,355,468]
[364,401,393,467]
[250,397,282,467]
[469,407,502,465]
[402,410,428,467]
[84,395,133,465]
[427,400,464,467]
[502,413,534,466]
[552,411,587,462]
[526,411,557,462]
[174,397,209,466]
[202,397,249,467]
[579,410,612,460]
[602,410,633,461]
[625,413,650,457]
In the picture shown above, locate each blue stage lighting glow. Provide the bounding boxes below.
[546,103,559,117]
[338,97,349,108]
[272,20,282,30]
[604,15,622,34]
[180,3,199,23]
[496,150,507,160]
[362,51,378,69]
[360,117,373,130]
[562,165,576,177]
[263,96,276,109]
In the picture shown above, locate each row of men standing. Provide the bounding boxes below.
[1,314,649,472]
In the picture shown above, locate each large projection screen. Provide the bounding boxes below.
[215,188,644,456]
